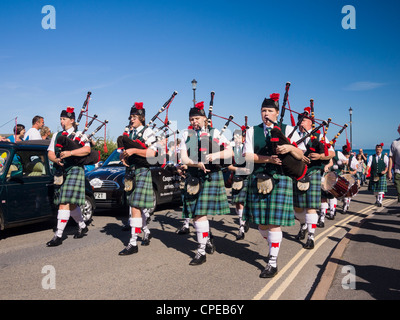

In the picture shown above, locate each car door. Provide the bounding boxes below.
[5,148,54,223]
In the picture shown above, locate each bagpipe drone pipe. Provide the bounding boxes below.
[200,91,234,171]
[116,91,178,167]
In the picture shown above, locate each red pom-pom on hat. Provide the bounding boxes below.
[195,101,204,110]
[66,107,74,113]
[134,102,144,109]
[269,93,280,102]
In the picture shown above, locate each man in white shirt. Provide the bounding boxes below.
[388,124,400,202]
[24,115,45,140]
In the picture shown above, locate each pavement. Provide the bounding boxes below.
[311,183,400,300]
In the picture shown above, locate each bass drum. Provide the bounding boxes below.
[321,171,350,199]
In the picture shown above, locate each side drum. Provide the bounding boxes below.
[342,173,360,198]
[321,172,350,199]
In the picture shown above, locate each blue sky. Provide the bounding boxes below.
[1,0,399,149]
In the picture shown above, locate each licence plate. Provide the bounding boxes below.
[94,192,106,200]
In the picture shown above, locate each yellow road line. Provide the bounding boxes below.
[252,199,393,300]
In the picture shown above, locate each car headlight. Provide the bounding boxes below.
[90,178,103,189]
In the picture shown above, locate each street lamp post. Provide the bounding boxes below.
[349,107,353,151]
[191,79,197,107]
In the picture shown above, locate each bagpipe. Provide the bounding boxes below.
[197,91,237,171]
[117,91,178,167]
[55,92,108,166]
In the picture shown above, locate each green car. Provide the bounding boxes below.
[0,140,95,234]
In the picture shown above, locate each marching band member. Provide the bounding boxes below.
[338,145,357,213]
[293,108,335,249]
[243,93,304,278]
[46,107,91,247]
[227,130,250,240]
[318,159,334,226]
[366,143,389,207]
[180,102,232,265]
[119,103,158,255]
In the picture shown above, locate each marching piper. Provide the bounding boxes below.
[118,102,158,255]
[243,93,304,278]
[46,107,91,247]
[227,129,250,240]
[293,108,335,249]
[179,102,232,265]
[366,143,389,207]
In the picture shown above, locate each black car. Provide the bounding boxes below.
[85,149,182,212]
[0,140,96,235]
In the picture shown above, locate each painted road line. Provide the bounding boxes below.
[252,200,392,300]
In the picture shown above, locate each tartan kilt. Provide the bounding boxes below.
[243,173,295,226]
[368,175,387,193]
[127,167,155,209]
[231,175,249,204]
[182,171,230,218]
[54,166,85,206]
[293,169,322,209]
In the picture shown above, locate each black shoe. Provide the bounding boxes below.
[259,264,278,278]
[378,202,383,207]
[205,235,216,254]
[46,236,63,247]
[74,226,88,239]
[326,213,335,220]
[295,226,307,240]
[236,230,245,241]
[304,238,315,249]
[317,220,325,228]
[141,233,152,246]
[244,220,250,233]
[118,244,138,255]
[189,252,206,266]
[177,226,190,235]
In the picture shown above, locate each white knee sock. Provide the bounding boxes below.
[70,207,86,229]
[378,192,384,203]
[194,220,209,255]
[129,217,142,246]
[306,213,318,240]
[329,198,337,215]
[320,202,328,222]
[141,210,150,235]
[56,210,70,237]
[267,231,282,268]
[237,208,245,231]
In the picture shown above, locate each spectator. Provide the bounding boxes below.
[388,124,400,202]
[24,115,45,140]
[40,126,52,140]
[7,124,26,142]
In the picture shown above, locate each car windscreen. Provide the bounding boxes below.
[102,150,123,166]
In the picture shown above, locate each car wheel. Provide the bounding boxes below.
[147,189,157,215]
[81,195,95,223]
